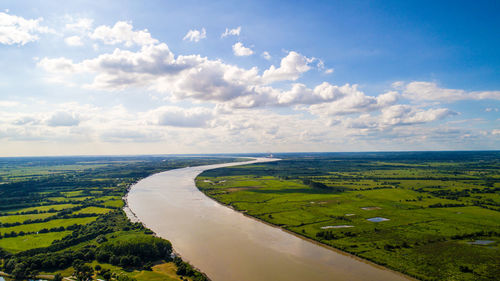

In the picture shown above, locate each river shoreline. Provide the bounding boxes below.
[126,158,414,281]
[194,168,417,281]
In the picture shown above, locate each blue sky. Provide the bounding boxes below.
[0,0,499,156]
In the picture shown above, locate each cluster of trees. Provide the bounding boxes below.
[172,257,209,281]
[0,224,81,239]
[1,229,174,278]
[383,241,412,251]
[427,203,466,208]
[316,230,358,240]
[3,247,95,279]
[0,212,98,228]
[451,230,500,240]
[95,236,172,268]
[0,204,82,216]
[301,178,346,192]
[0,156,242,280]
[316,230,339,240]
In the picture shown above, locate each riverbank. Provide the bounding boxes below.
[195,154,500,281]
[197,185,416,281]
[127,158,412,281]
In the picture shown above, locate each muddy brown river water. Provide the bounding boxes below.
[126,158,412,281]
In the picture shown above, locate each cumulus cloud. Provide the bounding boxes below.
[0,12,51,45]
[261,51,271,60]
[401,81,500,101]
[307,88,399,116]
[183,28,206,42]
[90,21,158,46]
[33,19,498,149]
[46,111,80,127]
[13,116,38,125]
[232,42,253,56]
[38,34,400,114]
[64,35,83,46]
[380,105,456,126]
[38,57,79,73]
[221,26,241,38]
[262,51,313,83]
[342,105,456,131]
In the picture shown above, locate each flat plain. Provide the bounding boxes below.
[196,152,500,281]
[0,156,244,281]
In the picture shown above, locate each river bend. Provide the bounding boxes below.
[126,158,411,281]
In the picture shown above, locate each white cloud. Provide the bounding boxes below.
[38,57,79,73]
[13,116,38,126]
[485,107,499,112]
[0,12,51,45]
[65,17,93,32]
[307,88,399,116]
[46,111,80,127]
[492,129,500,135]
[151,106,214,128]
[341,106,456,131]
[232,42,253,56]
[38,38,397,114]
[221,26,241,38]
[402,81,500,101]
[0,101,20,107]
[324,68,334,74]
[90,21,158,47]
[64,35,83,46]
[33,20,499,150]
[261,51,271,60]
[262,51,313,83]
[379,105,456,126]
[183,28,206,42]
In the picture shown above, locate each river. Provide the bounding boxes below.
[126,158,412,281]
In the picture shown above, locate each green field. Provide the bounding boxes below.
[0,155,244,281]
[0,213,54,224]
[0,217,98,235]
[74,206,114,215]
[3,203,77,214]
[197,152,500,281]
[0,231,72,253]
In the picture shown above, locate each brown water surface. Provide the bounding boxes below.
[126,158,412,281]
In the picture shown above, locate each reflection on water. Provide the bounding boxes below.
[127,158,412,281]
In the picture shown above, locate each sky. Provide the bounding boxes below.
[0,0,499,156]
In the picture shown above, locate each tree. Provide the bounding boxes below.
[53,273,63,281]
[101,270,112,281]
[74,263,94,281]
[12,262,28,280]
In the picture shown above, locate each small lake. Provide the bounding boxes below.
[127,158,412,281]
[367,217,390,222]
[468,240,495,245]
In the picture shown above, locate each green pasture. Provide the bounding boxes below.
[196,155,500,281]
[0,217,98,234]
[4,203,78,214]
[74,206,113,215]
[0,231,72,253]
[0,213,54,224]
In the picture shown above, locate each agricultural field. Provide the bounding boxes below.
[196,151,500,281]
[0,155,244,281]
